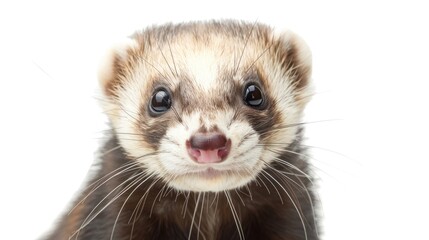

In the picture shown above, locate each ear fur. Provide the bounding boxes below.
[274,30,313,106]
[97,38,139,98]
[274,30,312,88]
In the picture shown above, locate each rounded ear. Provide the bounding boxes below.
[273,30,313,107]
[274,30,312,91]
[97,38,139,98]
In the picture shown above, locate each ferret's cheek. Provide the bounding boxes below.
[113,117,157,160]
[157,124,194,171]
[226,121,261,159]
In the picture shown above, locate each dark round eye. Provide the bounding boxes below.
[243,84,264,107]
[149,89,172,114]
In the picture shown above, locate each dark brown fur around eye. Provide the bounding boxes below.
[46,20,318,240]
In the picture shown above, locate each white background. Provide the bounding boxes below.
[1,0,428,239]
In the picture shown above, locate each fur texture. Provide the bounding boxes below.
[46,20,319,240]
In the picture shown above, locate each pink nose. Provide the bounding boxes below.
[186,133,231,163]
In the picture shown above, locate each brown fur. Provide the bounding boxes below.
[46,20,319,240]
[47,131,318,240]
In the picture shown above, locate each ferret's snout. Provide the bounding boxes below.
[186,133,231,163]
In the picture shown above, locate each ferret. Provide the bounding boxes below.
[46,20,319,240]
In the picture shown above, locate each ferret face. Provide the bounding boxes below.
[98,21,312,192]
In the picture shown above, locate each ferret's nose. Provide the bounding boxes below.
[186,133,231,163]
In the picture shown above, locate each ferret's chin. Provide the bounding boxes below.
[166,168,256,192]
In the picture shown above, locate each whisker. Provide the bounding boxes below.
[32,60,55,80]
[118,104,140,124]
[261,170,308,240]
[157,41,176,78]
[115,132,158,141]
[75,153,157,236]
[266,163,319,235]
[149,177,172,217]
[267,148,330,177]
[260,160,306,191]
[261,152,312,178]
[141,56,168,80]
[68,161,140,215]
[259,119,341,137]
[245,184,253,201]
[71,172,147,239]
[167,39,179,77]
[228,107,241,128]
[255,174,270,194]
[296,175,321,238]
[302,144,353,160]
[234,189,246,206]
[97,145,123,157]
[170,105,186,126]
[182,191,191,218]
[234,19,258,75]
[210,191,219,208]
[259,171,284,204]
[129,177,162,222]
[241,42,273,78]
[196,192,206,240]
[110,172,157,240]
[224,191,245,240]
[188,192,201,240]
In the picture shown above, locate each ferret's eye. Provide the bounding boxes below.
[243,84,264,108]
[149,89,172,114]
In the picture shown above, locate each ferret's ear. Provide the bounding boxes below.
[274,30,312,91]
[97,38,139,98]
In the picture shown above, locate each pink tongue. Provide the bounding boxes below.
[196,149,221,163]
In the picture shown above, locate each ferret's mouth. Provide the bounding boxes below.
[165,164,259,192]
[190,167,226,179]
[178,166,248,179]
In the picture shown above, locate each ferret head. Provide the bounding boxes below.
[98,21,312,192]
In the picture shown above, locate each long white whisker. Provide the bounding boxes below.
[197,192,206,240]
[118,104,140,124]
[188,192,201,240]
[149,177,173,217]
[245,185,253,201]
[234,189,246,206]
[157,41,176,79]
[258,119,340,137]
[68,162,140,215]
[234,20,258,74]
[265,147,327,175]
[259,171,284,204]
[141,56,168,80]
[97,145,122,157]
[166,39,179,77]
[224,191,245,240]
[262,170,308,240]
[182,191,191,218]
[261,160,307,191]
[130,177,162,222]
[296,176,320,238]
[71,172,149,239]
[110,173,157,240]
[255,173,270,194]
[302,143,353,161]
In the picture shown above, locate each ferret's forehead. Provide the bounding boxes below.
[133,24,272,88]
[167,38,232,91]
[148,36,265,68]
